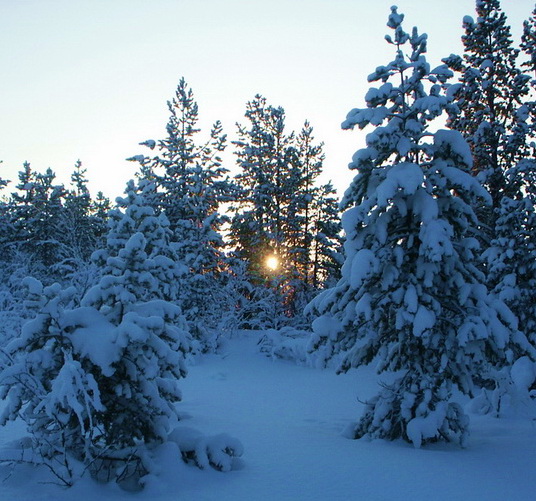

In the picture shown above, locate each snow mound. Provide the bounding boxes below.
[257,327,311,365]
[168,426,244,472]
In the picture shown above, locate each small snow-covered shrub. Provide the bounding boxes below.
[349,375,469,448]
[168,426,243,472]
[234,282,289,331]
[0,279,93,485]
[257,327,311,365]
[470,357,536,418]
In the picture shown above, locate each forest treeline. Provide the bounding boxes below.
[0,0,535,491]
[0,82,343,343]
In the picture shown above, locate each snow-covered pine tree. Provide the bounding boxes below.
[90,191,111,245]
[81,181,191,455]
[0,163,7,191]
[307,6,533,447]
[286,122,322,285]
[285,123,343,317]
[521,6,536,76]
[0,164,10,262]
[50,160,106,291]
[63,160,98,262]
[128,78,235,348]
[0,163,8,201]
[9,162,35,241]
[309,181,343,291]
[474,179,536,418]
[231,95,294,280]
[514,7,536,345]
[484,185,536,345]
[0,279,101,484]
[9,164,69,278]
[91,178,188,305]
[0,179,190,485]
[443,0,532,233]
[483,107,536,347]
[446,2,536,404]
[0,167,20,345]
[231,99,342,325]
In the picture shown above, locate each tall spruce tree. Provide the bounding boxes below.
[63,160,97,263]
[129,78,235,347]
[445,1,536,351]
[521,6,536,75]
[307,7,532,447]
[231,95,294,277]
[0,165,10,262]
[10,164,69,276]
[286,123,343,308]
[91,190,112,243]
[443,0,532,229]
[231,98,342,324]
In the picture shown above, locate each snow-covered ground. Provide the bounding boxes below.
[1,331,535,500]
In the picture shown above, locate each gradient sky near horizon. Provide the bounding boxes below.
[0,0,533,200]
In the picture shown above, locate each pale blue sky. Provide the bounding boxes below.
[0,0,533,199]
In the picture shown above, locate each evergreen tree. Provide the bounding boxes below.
[307,7,532,447]
[0,163,11,262]
[484,183,536,346]
[286,123,343,309]
[514,7,536,344]
[92,179,187,305]
[443,0,532,230]
[0,164,17,340]
[91,190,112,243]
[63,160,97,262]
[0,179,190,485]
[482,81,536,346]
[0,163,8,198]
[10,164,69,276]
[520,8,536,177]
[231,95,294,277]
[445,1,536,352]
[9,162,38,259]
[521,6,536,80]
[309,181,343,290]
[231,99,342,324]
[81,179,190,451]
[128,78,235,347]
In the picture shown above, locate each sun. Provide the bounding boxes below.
[266,255,279,271]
